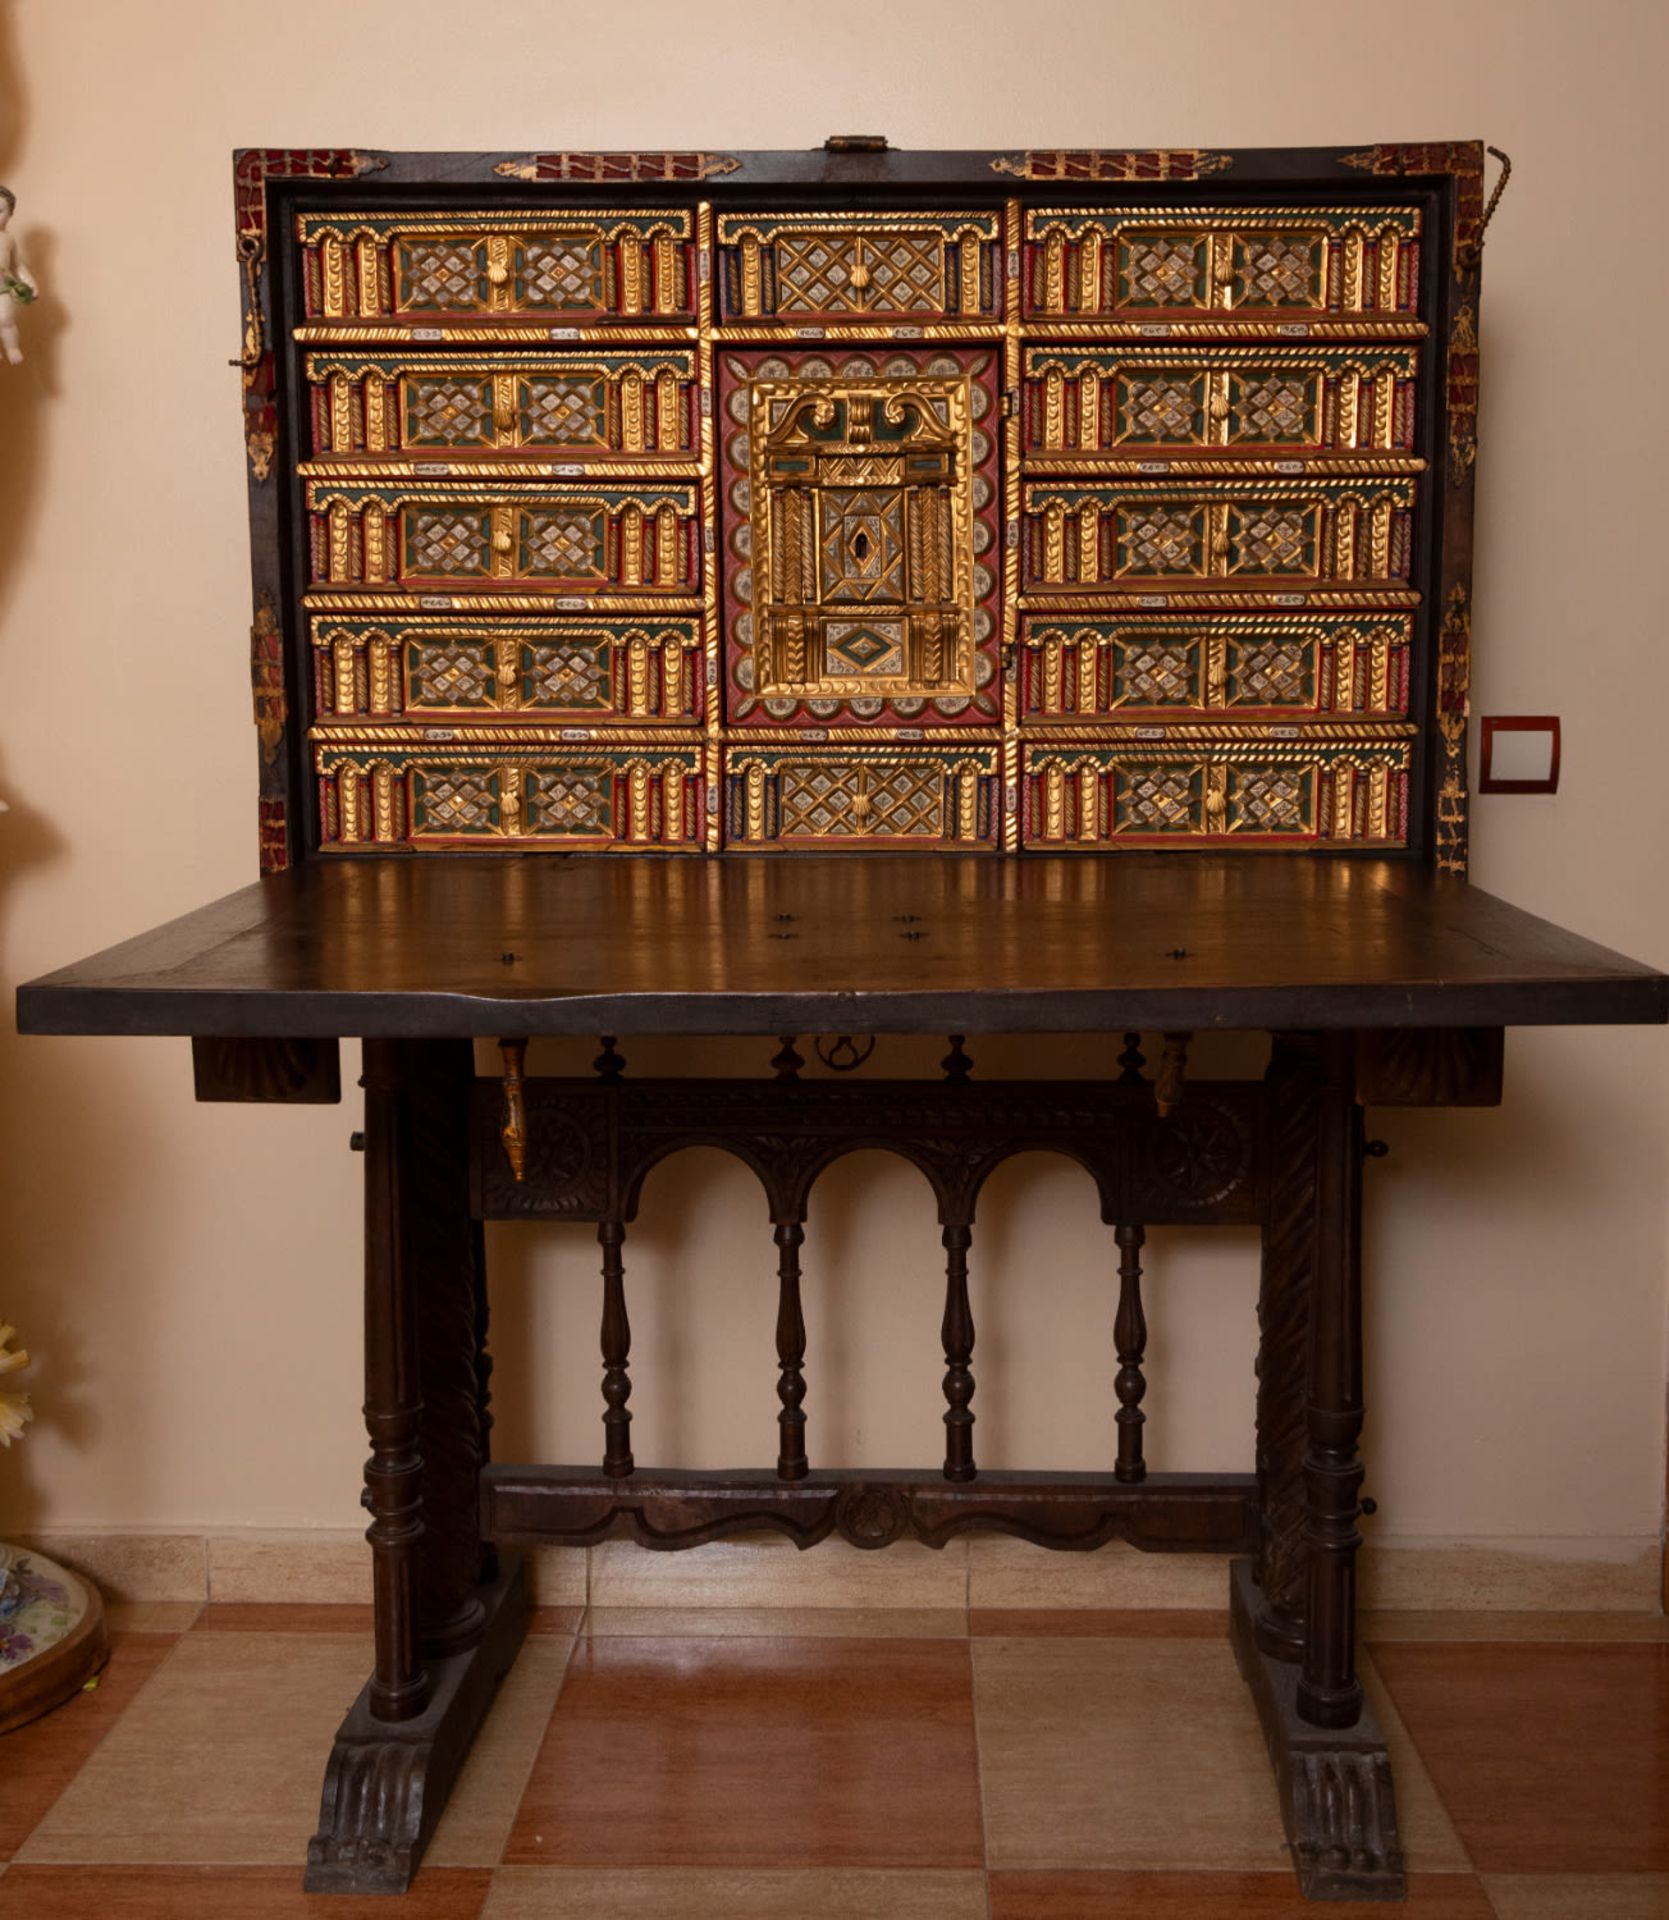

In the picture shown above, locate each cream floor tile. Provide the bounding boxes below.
[22,1533,207,1604]
[972,1635,1288,1870]
[14,1631,372,1864]
[588,1535,968,1608]
[207,1531,369,1603]
[1482,1874,1669,1919]
[428,1637,575,1867]
[1358,1649,1469,1873]
[1363,1609,1669,1643]
[102,1601,203,1633]
[482,1867,990,1918]
[968,1536,1227,1610]
[1359,1543,1659,1612]
[583,1606,968,1639]
[527,1549,588,1608]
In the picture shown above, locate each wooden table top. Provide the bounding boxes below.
[15,855,1666,1039]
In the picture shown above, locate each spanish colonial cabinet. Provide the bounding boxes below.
[17,139,1666,1904]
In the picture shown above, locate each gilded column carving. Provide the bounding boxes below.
[368,635,393,713]
[662,762,685,843]
[655,503,679,585]
[1077,635,1098,714]
[1079,369,1100,451]
[1078,767,1100,840]
[620,506,645,587]
[355,237,381,317]
[655,368,681,451]
[334,636,357,716]
[362,508,387,584]
[745,760,766,838]
[1077,504,1099,585]
[321,236,348,318]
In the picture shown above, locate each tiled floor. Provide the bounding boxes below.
[2,1603,1666,1917]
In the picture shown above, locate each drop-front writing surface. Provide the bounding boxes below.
[255,145,1474,864]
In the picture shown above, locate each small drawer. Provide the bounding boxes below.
[1021,206,1421,319]
[1019,732,1413,847]
[724,743,999,849]
[1021,345,1419,459]
[1020,477,1416,591]
[303,349,699,461]
[304,481,701,593]
[1019,612,1413,722]
[309,612,704,724]
[314,739,705,849]
[297,209,696,323]
[716,210,1003,321]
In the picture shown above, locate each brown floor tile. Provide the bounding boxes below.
[528,1608,585,1635]
[0,1633,176,1861]
[973,1636,1288,1870]
[970,1609,1226,1637]
[583,1606,967,1639]
[1372,1643,1669,1872]
[988,1869,1495,1917]
[103,1603,203,1633]
[193,1603,374,1634]
[482,1866,989,1917]
[1482,1872,1669,1918]
[0,1864,490,1917]
[505,1636,983,1868]
[1357,1650,1469,1873]
[1363,1610,1669,1644]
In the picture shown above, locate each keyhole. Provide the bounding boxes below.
[852,529,870,562]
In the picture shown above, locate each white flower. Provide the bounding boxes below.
[0,1322,32,1445]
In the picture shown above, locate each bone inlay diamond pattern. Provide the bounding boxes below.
[409,643,494,707]
[523,377,606,445]
[525,644,609,707]
[1234,233,1323,307]
[1117,235,1207,307]
[1231,639,1312,706]
[1119,641,1199,705]
[408,511,491,575]
[523,510,603,576]
[415,769,497,833]
[1230,505,1314,574]
[1117,505,1205,575]
[405,378,494,447]
[820,491,906,602]
[516,239,605,308]
[1117,375,1206,443]
[779,762,944,837]
[1228,373,1318,443]
[526,769,611,833]
[824,620,906,677]
[776,233,944,313]
[396,240,485,310]
[1232,766,1310,831]
[1117,765,1202,832]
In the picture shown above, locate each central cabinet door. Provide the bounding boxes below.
[754,374,973,703]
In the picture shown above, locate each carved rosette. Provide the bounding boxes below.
[834,1482,911,1549]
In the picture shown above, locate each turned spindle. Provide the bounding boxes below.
[1117,1032,1148,1083]
[771,1035,805,1080]
[595,1035,626,1081]
[941,1222,976,1481]
[774,1218,808,1479]
[598,1219,633,1477]
[1113,1222,1148,1483]
[942,1034,974,1082]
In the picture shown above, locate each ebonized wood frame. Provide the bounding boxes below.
[302,1027,1411,1902]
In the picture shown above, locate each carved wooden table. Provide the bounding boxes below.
[17,853,1666,1900]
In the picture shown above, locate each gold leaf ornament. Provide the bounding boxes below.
[0,1321,32,1445]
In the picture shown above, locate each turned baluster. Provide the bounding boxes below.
[598,1219,633,1477]
[1156,1030,1192,1116]
[1113,1222,1148,1483]
[775,1218,809,1479]
[941,1222,976,1481]
[1117,1032,1147,1084]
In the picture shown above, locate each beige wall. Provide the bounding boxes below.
[1,0,1664,1582]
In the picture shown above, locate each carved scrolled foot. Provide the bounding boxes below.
[1228,1560,1406,1904]
[304,1555,528,1894]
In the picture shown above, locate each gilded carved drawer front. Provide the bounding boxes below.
[718,348,1003,727]
[724,744,999,849]
[1020,731,1414,847]
[1022,207,1422,320]
[302,351,698,461]
[716,212,1003,321]
[314,741,705,849]
[297,210,696,322]
[1020,478,1416,591]
[304,482,701,593]
[1019,613,1413,722]
[309,613,704,724]
[1020,346,1420,461]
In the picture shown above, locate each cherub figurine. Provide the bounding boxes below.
[0,187,39,365]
